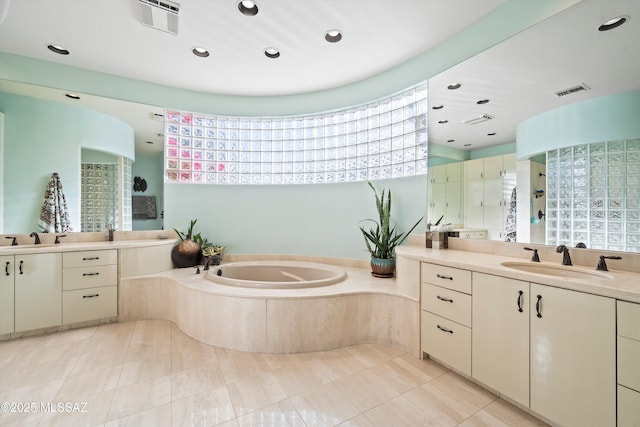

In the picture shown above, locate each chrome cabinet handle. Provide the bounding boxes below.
[436,295,453,303]
[437,325,453,334]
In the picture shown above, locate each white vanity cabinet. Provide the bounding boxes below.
[0,255,15,334]
[617,300,640,427]
[420,262,472,375]
[530,283,616,427]
[472,273,529,407]
[62,250,117,324]
[428,162,463,225]
[14,253,63,332]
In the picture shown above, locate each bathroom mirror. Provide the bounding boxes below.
[0,79,165,234]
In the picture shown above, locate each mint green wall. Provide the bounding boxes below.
[517,91,640,159]
[0,93,134,233]
[132,152,164,231]
[164,175,426,260]
[469,142,516,159]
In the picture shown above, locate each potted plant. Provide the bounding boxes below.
[360,181,423,277]
[171,219,203,268]
[202,243,226,269]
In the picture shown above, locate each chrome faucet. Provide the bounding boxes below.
[29,232,41,245]
[556,244,572,266]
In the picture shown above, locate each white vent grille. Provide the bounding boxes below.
[462,114,494,125]
[139,0,180,35]
[555,83,590,98]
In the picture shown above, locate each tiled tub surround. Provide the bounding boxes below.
[120,257,420,355]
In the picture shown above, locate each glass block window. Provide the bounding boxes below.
[546,139,640,252]
[164,84,428,184]
[81,163,119,232]
[121,156,133,231]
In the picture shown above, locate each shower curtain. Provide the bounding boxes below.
[38,172,72,233]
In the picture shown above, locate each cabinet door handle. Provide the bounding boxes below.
[19,260,23,275]
[82,294,100,299]
[82,257,100,261]
[535,295,543,318]
[82,272,100,277]
[436,295,453,303]
[437,325,453,334]
[436,274,453,280]
[4,261,9,276]
[517,290,524,313]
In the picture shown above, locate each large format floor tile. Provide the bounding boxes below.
[0,320,547,426]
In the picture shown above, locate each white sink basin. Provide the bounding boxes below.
[500,262,613,280]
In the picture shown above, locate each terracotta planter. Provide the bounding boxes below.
[171,238,202,268]
[370,257,396,278]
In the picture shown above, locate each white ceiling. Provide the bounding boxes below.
[0,0,639,155]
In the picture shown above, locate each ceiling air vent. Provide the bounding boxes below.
[555,83,590,98]
[138,0,180,35]
[462,114,494,125]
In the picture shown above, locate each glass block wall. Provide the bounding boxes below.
[121,156,132,231]
[546,139,640,252]
[164,84,428,185]
[80,163,118,232]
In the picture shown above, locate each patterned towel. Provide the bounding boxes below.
[504,186,517,242]
[37,173,72,233]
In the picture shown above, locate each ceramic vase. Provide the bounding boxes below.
[171,238,202,268]
[370,257,396,278]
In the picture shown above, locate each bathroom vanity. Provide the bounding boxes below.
[397,243,640,427]
[0,236,175,338]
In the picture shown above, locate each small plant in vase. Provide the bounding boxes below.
[171,219,203,268]
[360,181,423,277]
[202,244,226,269]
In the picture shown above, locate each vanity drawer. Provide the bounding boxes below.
[618,336,640,392]
[421,283,471,327]
[421,311,471,376]
[421,263,471,294]
[618,385,640,427]
[63,265,117,291]
[63,286,117,324]
[618,301,640,341]
[63,250,117,268]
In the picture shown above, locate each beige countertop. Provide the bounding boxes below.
[396,245,640,304]
[0,238,177,255]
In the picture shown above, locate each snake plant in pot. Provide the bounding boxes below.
[360,181,423,277]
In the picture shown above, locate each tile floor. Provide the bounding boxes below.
[0,320,548,426]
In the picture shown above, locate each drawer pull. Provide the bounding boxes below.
[517,290,524,313]
[83,294,100,299]
[4,261,9,276]
[436,274,453,280]
[82,272,100,277]
[82,257,100,261]
[437,325,453,334]
[436,295,453,303]
[535,295,543,318]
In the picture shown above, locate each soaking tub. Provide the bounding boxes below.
[206,260,347,289]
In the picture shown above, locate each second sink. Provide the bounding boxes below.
[500,261,613,280]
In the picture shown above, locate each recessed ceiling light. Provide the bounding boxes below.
[599,15,629,31]
[238,0,258,16]
[192,47,210,58]
[447,83,462,90]
[432,105,444,110]
[264,47,280,58]
[464,144,472,147]
[477,99,490,104]
[47,44,69,55]
[325,29,342,43]
[447,139,455,143]
[438,120,448,124]
[487,132,497,136]
[65,93,80,100]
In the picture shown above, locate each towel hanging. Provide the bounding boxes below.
[38,172,72,233]
[504,186,517,242]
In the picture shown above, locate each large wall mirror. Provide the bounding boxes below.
[0,79,165,234]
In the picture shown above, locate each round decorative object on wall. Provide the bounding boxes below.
[133,176,147,192]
